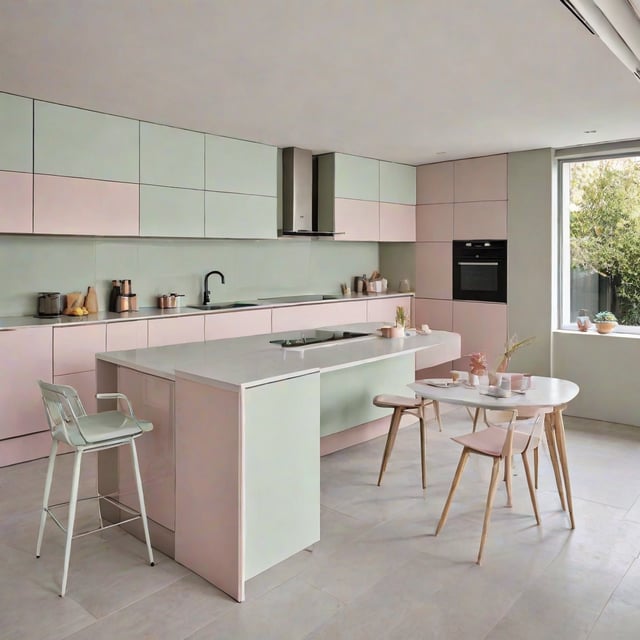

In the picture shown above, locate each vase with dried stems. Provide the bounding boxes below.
[495,335,536,373]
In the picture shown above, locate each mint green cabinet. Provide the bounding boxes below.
[140,122,204,189]
[334,153,379,201]
[140,185,204,237]
[205,135,277,197]
[34,101,139,183]
[0,92,33,172]
[380,161,416,205]
[205,191,277,239]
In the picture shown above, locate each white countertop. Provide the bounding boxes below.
[96,323,461,390]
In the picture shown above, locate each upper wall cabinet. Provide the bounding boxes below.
[140,185,204,237]
[34,101,139,183]
[205,191,277,239]
[0,93,33,173]
[379,161,416,205]
[416,161,454,205]
[140,122,205,189]
[453,154,507,202]
[333,153,379,201]
[205,135,277,197]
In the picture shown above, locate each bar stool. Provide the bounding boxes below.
[373,394,442,489]
[36,380,155,597]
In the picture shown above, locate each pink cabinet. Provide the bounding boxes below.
[0,327,52,440]
[333,199,379,242]
[0,171,32,233]
[415,242,452,300]
[416,204,453,242]
[379,203,416,242]
[33,174,139,236]
[367,297,413,325]
[54,370,98,415]
[453,201,507,240]
[205,308,272,341]
[53,324,106,375]
[453,155,507,203]
[106,320,148,351]
[148,315,205,347]
[414,298,452,332]
[416,162,454,205]
[271,300,368,332]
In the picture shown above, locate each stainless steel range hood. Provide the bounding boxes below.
[281,147,334,236]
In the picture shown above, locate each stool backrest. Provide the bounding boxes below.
[38,380,88,446]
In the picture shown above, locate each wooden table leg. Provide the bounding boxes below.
[544,413,566,511]
[552,405,575,529]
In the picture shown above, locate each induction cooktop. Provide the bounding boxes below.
[269,329,371,347]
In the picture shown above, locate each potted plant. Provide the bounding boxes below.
[395,305,407,329]
[593,311,618,334]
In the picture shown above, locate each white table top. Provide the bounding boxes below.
[409,376,579,410]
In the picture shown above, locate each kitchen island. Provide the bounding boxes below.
[95,323,460,601]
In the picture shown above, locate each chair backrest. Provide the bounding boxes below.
[496,409,545,458]
[38,380,88,446]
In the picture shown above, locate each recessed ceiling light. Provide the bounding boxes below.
[584,129,597,134]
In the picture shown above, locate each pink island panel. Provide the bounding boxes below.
[0,171,33,233]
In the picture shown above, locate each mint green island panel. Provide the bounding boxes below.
[244,373,320,579]
[0,92,33,172]
[205,191,277,239]
[205,135,277,197]
[34,101,139,183]
[140,122,204,189]
[380,161,416,205]
[320,354,415,437]
[334,153,380,201]
[140,185,204,237]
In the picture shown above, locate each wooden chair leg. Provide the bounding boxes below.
[377,408,403,486]
[477,457,501,565]
[436,448,470,535]
[534,446,539,490]
[504,453,513,508]
[522,451,541,525]
[419,414,427,490]
[433,400,443,432]
[544,414,566,511]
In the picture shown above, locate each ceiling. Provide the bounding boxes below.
[1,0,639,165]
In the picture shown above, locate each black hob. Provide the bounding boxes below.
[270,330,370,347]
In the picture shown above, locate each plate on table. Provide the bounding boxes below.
[420,378,459,388]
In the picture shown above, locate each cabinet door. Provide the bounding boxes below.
[53,324,106,375]
[416,161,454,205]
[379,161,416,205]
[454,155,507,202]
[333,198,379,242]
[334,153,379,201]
[205,135,277,196]
[106,320,148,352]
[205,191,277,239]
[415,242,452,300]
[0,327,52,439]
[453,201,507,240]
[54,370,98,415]
[271,300,367,332]
[205,309,272,340]
[34,175,139,236]
[140,185,204,237]
[367,296,412,324]
[379,203,416,242]
[140,122,204,189]
[416,203,453,242]
[148,315,205,347]
[0,171,32,233]
[0,92,33,172]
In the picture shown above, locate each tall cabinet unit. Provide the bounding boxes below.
[415,155,508,375]
[379,161,416,242]
[0,92,33,233]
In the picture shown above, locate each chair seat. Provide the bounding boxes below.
[373,394,423,409]
[452,426,532,457]
[54,411,152,446]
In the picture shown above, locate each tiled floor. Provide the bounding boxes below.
[2,406,640,639]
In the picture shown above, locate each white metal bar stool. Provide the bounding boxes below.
[36,380,155,597]
[373,394,442,489]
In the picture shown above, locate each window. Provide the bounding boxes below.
[559,153,640,331]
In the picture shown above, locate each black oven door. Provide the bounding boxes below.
[452,240,507,303]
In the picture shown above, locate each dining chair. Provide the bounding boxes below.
[436,408,545,564]
[36,380,155,597]
[373,394,442,489]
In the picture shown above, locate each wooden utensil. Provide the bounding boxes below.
[85,286,98,313]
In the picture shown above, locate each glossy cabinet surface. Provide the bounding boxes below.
[416,203,453,242]
[0,171,32,233]
[334,153,379,201]
[106,320,148,352]
[54,370,98,415]
[204,308,272,340]
[205,135,277,197]
[453,200,507,240]
[140,122,204,189]
[415,242,452,300]
[416,161,454,205]
[366,296,412,324]
[34,101,139,183]
[379,203,416,242]
[33,175,139,236]
[332,198,379,242]
[271,300,368,332]
[379,161,416,205]
[148,315,205,347]
[140,185,204,237]
[454,154,507,202]
[204,191,277,239]
[0,327,52,439]
[414,298,452,331]
[0,92,33,172]
[53,323,106,375]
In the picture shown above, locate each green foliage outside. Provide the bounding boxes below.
[569,158,640,325]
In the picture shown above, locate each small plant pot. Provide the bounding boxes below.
[595,321,617,334]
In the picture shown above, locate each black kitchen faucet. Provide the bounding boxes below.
[203,270,225,305]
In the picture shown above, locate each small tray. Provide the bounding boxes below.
[420,378,459,388]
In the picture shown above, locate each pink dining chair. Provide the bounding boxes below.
[435,408,545,564]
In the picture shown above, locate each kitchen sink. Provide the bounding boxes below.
[187,302,259,311]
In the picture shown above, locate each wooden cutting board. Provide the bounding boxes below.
[85,286,98,313]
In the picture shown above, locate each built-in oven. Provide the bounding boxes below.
[452,240,507,303]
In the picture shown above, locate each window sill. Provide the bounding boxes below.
[556,326,640,338]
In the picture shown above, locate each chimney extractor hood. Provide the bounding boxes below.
[281,147,334,236]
